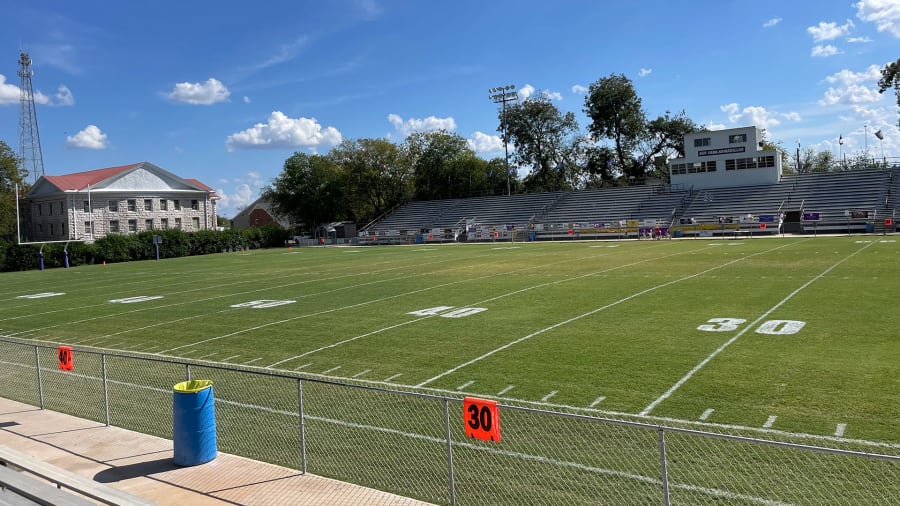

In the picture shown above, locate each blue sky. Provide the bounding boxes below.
[2,0,899,217]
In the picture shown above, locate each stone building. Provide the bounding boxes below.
[23,162,218,241]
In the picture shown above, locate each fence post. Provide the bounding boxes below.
[658,427,670,506]
[34,345,44,409]
[101,354,110,426]
[185,364,191,381]
[297,378,307,474]
[443,399,457,506]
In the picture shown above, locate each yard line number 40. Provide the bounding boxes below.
[698,318,806,335]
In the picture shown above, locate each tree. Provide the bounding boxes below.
[0,141,23,240]
[261,152,346,232]
[639,111,699,180]
[329,138,411,222]
[583,74,646,179]
[877,58,900,128]
[404,130,480,200]
[501,96,579,192]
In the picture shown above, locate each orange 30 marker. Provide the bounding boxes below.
[463,397,501,442]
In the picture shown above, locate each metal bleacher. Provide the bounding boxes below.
[362,168,900,242]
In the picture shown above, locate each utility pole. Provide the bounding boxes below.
[489,85,517,196]
[18,51,45,183]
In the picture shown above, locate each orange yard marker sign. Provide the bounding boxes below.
[57,346,74,371]
[463,397,501,442]
[885,218,894,227]
[759,222,767,230]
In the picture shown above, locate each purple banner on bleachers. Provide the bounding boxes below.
[802,212,820,221]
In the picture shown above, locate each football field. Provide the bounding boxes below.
[1,235,898,447]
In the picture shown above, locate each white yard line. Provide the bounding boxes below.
[456,380,475,391]
[639,240,876,417]
[699,408,715,421]
[351,369,371,378]
[590,396,606,407]
[763,415,778,429]
[541,390,559,402]
[835,423,847,437]
[384,373,403,382]
[417,241,799,388]
[497,385,515,396]
[322,366,342,375]
[293,363,312,371]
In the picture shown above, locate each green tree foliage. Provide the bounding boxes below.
[877,58,900,128]
[0,226,288,272]
[0,141,24,240]
[584,75,700,182]
[329,138,411,222]
[404,130,501,199]
[583,74,646,178]
[501,96,579,192]
[261,152,346,231]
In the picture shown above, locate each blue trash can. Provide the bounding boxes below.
[173,380,217,466]
[865,223,875,233]
[673,230,683,238]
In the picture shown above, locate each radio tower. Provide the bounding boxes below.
[18,51,45,183]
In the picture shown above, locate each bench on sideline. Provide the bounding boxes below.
[0,445,157,506]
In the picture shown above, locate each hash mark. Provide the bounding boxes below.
[699,408,714,420]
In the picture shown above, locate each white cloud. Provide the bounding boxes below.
[811,44,842,57]
[638,68,652,77]
[782,111,802,122]
[807,19,855,42]
[819,64,885,105]
[720,103,782,129]
[216,183,254,218]
[824,64,882,85]
[856,0,900,37]
[707,121,727,131]
[66,125,108,149]
[0,74,20,105]
[167,78,230,105]
[763,17,782,28]
[0,76,75,106]
[467,131,504,153]
[256,37,309,70]
[243,96,250,103]
[847,36,873,42]
[387,113,456,136]
[542,90,563,100]
[518,84,535,100]
[571,84,587,94]
[53,85,74,106]
[226,111,342,151]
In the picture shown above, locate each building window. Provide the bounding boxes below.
[145,219,154,230]
[704,161,717,172]
[729,134,747,144]
[128,219,137,232]
[191,200,199,210]
[50,223,54,236]
[83,201,90,213]
[175,217,182,229]
[127,199,136,212]
[160,199,168,211]
[144,199,153,211]
[110,220,120,233]
[174,200,181,211]
[161,218,169,230]
[109,200,118,212]
[37,204,42,216]
[758,155,775,168]
[38,224,43,233]
[48,203,52,216]
[59,202,64,213]
[192,217,200,230]
[62,222,67,236]
[693,137,711,147]
[84,221,93,236]
[725,159,736,171]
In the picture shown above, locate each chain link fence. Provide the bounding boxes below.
[1,338,898,505]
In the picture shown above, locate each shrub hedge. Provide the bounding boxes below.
[0,225,290,272]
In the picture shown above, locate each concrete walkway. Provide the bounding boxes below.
[0,397,432,505]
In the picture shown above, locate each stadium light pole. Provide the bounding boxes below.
[489,85,517,196]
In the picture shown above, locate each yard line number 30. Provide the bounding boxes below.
[698,318,806,335]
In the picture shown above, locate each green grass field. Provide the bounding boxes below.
[2,235,899,448]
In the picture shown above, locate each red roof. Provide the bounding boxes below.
[185,178,214,192]
[43,163,141,191]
